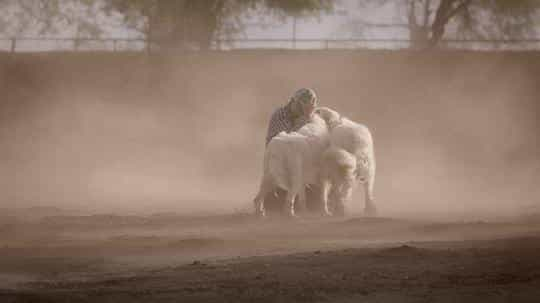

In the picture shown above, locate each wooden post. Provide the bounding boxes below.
[292,15,297,49]
[146,30,152,55]
[113,39,117,52]
[10,37,16,54]
[146,38,151,55]
[146,12,153,55]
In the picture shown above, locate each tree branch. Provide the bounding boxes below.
[429,0,471,47]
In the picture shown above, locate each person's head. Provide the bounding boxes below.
[288,88,318,118]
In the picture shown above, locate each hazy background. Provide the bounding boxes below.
[1,50,539,218]
[1,0,539,219]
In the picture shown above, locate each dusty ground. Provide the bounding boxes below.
[1,210,540,302]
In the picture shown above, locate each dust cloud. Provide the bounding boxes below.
[1,51,539,219]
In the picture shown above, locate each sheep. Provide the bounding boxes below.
[319,146,360,216]
[316,107,377,216]
[253,114,330,217]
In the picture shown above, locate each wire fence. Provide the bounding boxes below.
[0,37,148,53]
[2,37,540,53]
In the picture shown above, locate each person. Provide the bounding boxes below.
[263,88,323,216]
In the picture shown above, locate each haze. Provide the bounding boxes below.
[1,50,538,220]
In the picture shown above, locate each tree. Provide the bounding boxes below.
[415,0,539,48]
[0,0,102,38]
[103,0,333,50]
[0,0,331,51]
[350,0,540,49]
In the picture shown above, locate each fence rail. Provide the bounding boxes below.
[2,37,540,53]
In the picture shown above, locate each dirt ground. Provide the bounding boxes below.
[1,49,540,302]
[1,210,540,302]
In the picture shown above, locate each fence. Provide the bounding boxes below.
[2,37,540,53]
[0,37,148,53]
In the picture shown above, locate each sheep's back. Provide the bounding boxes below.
[296,115,328,137]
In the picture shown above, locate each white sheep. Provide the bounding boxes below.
[253,114,330,217]
[316,107,377,216]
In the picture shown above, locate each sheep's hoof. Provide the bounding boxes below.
[254,208,266,218]
[285,211,299,219]
[322,210,333,217]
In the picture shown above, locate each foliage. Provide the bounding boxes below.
[103,0,333,50]
[0,0,102,38]
[351,0,540,48]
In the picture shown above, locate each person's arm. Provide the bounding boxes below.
[265,110,278,147]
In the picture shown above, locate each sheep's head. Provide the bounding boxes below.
[315,107,341,130]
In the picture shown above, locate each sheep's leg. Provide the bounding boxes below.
[296,186,307,214]
[283,153,304,217]
[363,172,376,216]
[285,182,304,217]
[283,191,298,217]
[335,184,352,217]
[253,194,266,217]
[253,174,273,217]
[319,158,333,216]
[320,180,332,216]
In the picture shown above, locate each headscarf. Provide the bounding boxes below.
[285,88,319,118]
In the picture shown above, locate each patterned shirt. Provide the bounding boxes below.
[265,105,310,146]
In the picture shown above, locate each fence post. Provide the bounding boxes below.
[10,37,16,54]
[113,39,117,52]
[146,38,151,55]
[292,15,297,49]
